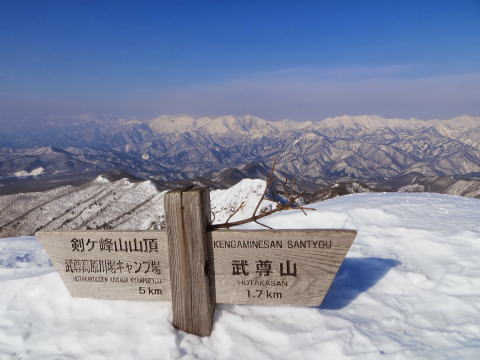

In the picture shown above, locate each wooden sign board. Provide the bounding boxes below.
[37,229,356,306]
[38,187,357,337]
[211,229,356,306]
[37,231,171,301]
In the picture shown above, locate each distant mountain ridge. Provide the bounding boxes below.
[148,114,480,135]
[1,114,480,187]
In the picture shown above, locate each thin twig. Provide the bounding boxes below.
[300,206,316,211]
[255,220,273,229]
[251,158,277,219]
[210,205,282,229]
[225,201,245,224]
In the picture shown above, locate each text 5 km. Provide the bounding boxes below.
[139,286,163,295]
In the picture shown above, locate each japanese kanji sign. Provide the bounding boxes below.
[37,187,357,337]
[37,229,356,306]
[37,231,171,301]
[211,229,356,306]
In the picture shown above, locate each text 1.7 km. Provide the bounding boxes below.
[247,289,282,299]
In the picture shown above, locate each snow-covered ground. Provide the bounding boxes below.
[0,177,268,237]
[210,179,274,223]
[14,167,45,178]
[1,192,479,359]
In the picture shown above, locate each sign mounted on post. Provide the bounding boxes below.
[211,229,356,306]
[37,187,357,337]
[38,229,355,306]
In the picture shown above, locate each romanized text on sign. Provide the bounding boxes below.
[37,231,171,301]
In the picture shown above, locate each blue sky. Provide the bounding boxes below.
[0,0,479,126]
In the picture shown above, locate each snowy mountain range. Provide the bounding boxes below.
[1,114,480,189]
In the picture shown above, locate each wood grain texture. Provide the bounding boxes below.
[210,229,357,306]
[36,230,170,301]
[164,187,214,337]
[37,228,356,308]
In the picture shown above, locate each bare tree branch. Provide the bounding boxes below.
[251,158,277,219]
[209,158,315,231]
[255,220,273,229]
[210,203,314,230]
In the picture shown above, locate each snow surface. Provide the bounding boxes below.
[210,179,275,224]
[1,192,480,359]
[14,167,45,177]
[0,178,268,237]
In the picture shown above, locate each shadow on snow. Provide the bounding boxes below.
[319,257,400,310]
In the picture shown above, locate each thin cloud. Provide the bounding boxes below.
[232,64,418,82]
[1,65,479,128]
[139,68,480,121]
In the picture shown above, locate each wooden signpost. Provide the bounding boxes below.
[37,187,357,337]
[164,187,214,336]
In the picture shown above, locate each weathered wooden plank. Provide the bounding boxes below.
[37,228,356,308]
[164,187,215,336]
[210,229,356,306]
[36,230,170,301]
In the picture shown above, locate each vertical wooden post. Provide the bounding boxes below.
[164,187,215,336]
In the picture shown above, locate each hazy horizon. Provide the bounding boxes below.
[1,1,479,129]
[3,112,480,133]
